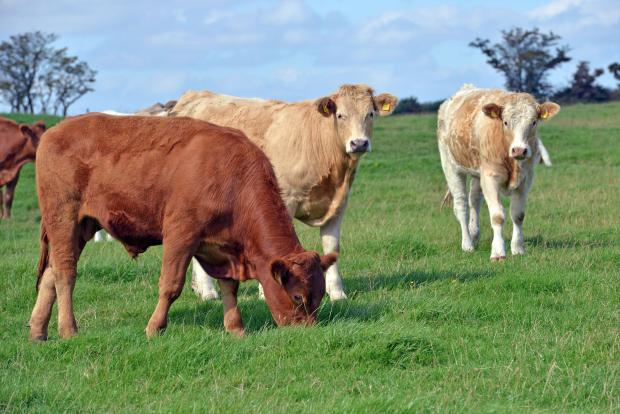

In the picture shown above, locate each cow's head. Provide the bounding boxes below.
[483,97,560,161]
[19,120,46,150]
[263,251,336,326]
[315,84,397,156]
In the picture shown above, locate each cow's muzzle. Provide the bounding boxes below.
[511,146,529,160]
[347,138,370,154]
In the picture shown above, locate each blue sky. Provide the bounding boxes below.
[1,0,619,114]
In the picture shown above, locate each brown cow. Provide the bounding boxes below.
[170,84,397,301]
[438,85,560,260]
[29,113,336,341]
[0,117,45,219]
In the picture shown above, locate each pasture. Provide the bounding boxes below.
[1,103,618,412]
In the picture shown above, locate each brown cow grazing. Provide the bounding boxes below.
[0,117,46,219]
[30,113,336,341]
[170,84,397,301]
[438,84,560,260]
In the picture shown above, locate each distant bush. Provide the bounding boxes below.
[393,97,444,115]
[552,61,611,104]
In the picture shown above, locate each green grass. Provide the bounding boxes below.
[1,103,618,413]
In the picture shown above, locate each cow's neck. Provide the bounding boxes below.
[242,196,305,269]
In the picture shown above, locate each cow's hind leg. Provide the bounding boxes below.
[146,239,194,337]
[30,215,89,340]
[320,209,347,300]
[218,279,244,336]
[468,177,483,245]
[50,221,86,338]
[190,258,220,300]
[29,267,57,341]
[439,150,473,251]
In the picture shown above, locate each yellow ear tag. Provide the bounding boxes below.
[540,109,548,119]
[490,111,498,119]
[382,103,391,111]
[323,104,329,114]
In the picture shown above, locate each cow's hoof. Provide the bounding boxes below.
[491,256,506,262]
[145,326,164,338]
[29,332,48,342]
[194,288,220,301]
[227,328,245,337]
[59,321,78,338]
[328,290,348,301]
[191,280,220,301]
[511,246,525,256]
[462,242,475,252]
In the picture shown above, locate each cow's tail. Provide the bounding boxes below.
[36,222,49,292]
[440,188,453,210]
[538,138,552,167]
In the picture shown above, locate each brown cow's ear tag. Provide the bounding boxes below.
[540,108,549,119]
[490,111,498,119]
[382,102,391,111]
[323,104,329,114]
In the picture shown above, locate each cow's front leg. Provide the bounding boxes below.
[218,279,244,336]
[190,258,220,300]
[480,173,506,261]
[320,208,347,301]
[146,241,193,337]
[2,173,19,219]
[510,174,533,256]
[468,177,483,245]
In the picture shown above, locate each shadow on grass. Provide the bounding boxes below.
[168,293,390,334]
[346,268,492,293]
[526,234,614,249]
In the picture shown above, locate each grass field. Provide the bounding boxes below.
[1,104,618,413]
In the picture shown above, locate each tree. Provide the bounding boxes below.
[0,32,61,113]
[609,62,620,82]
[0,31,96,115]
[52,57,96,116]
[553,61,610,103]
[470,27,571,98]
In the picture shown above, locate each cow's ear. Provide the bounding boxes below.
[374,93,398,116]
[19,124,40,145]
[538,102,560,120]
[319,252,338,272]
[316,97,336,117]
[482,103,503,120]
[35,120,46,130]
[270,259,290,286]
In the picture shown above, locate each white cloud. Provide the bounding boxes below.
[529,0,585,19]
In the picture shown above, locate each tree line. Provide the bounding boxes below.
[395,27,620,115]
[0,32,96,116]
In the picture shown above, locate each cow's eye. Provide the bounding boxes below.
[532,121,537,126]
[292,294,303,304]
[503,121,508,127]
[369,112,374,118]
[337,113,343,119]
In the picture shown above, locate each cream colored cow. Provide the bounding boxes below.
[438,84,560,260]
[171,85,397,300]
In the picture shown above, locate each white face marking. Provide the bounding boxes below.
[335,99,375,155]
[503,104,538,160]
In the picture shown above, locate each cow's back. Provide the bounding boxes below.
[172,91,287,148]
[438,86,507,171]
[37,113,280,253]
